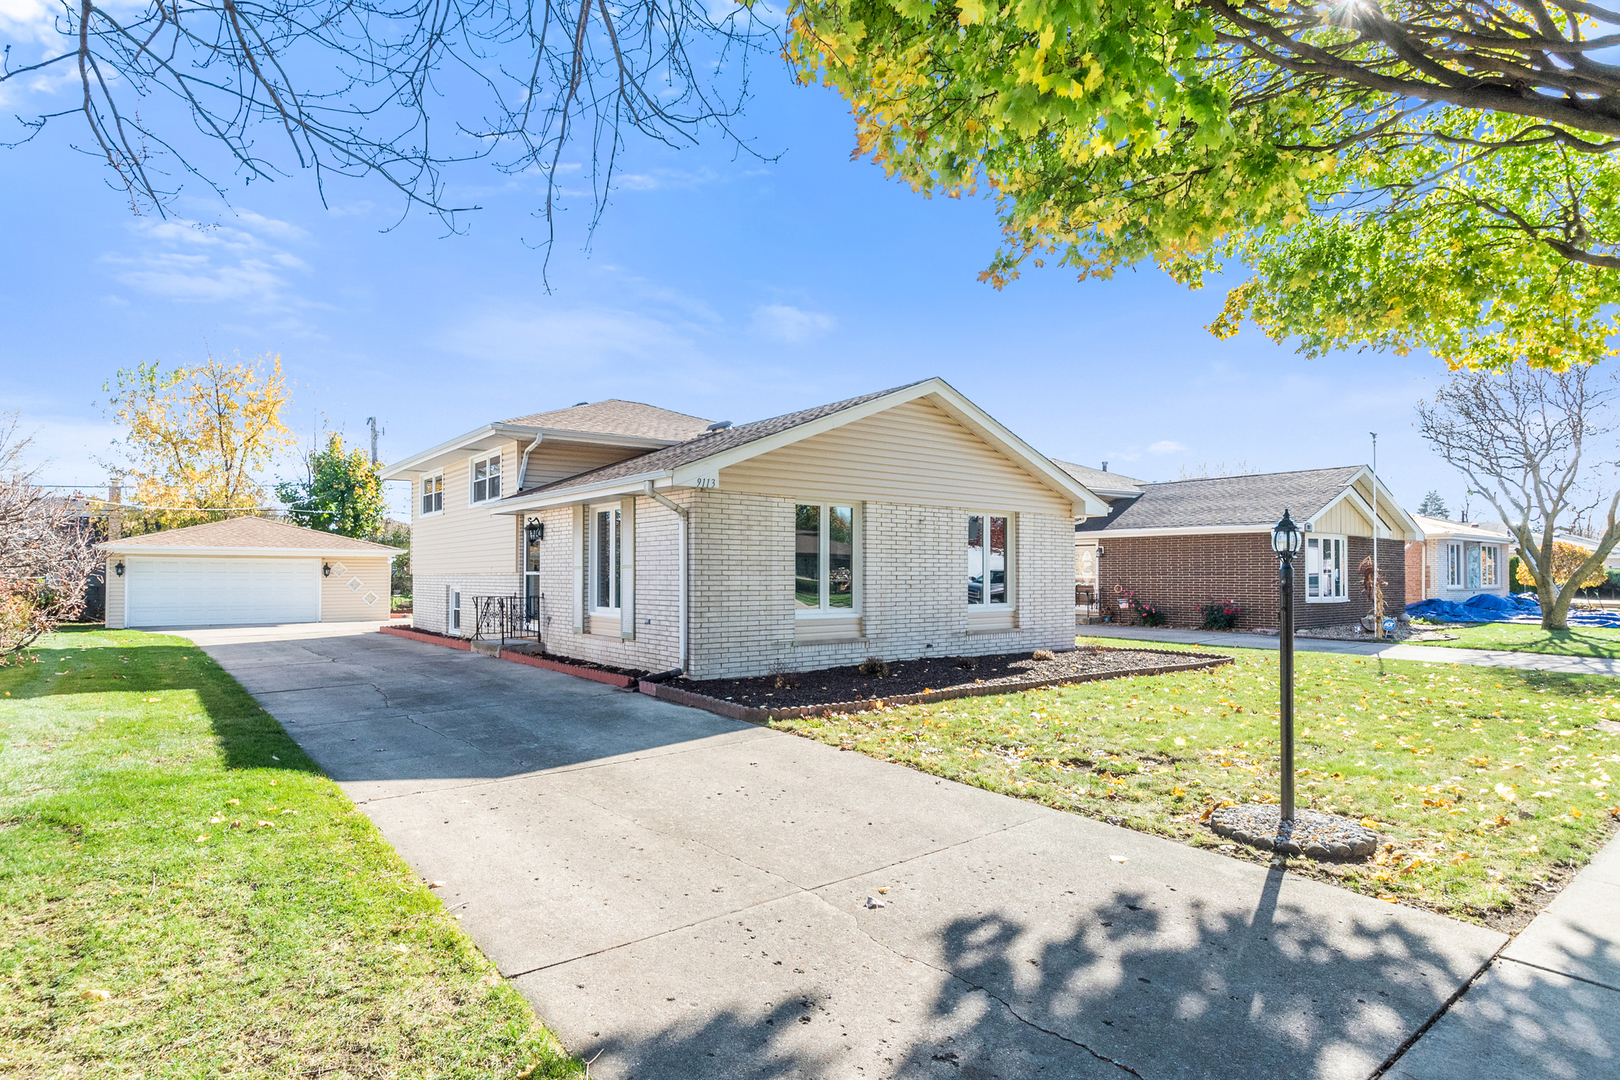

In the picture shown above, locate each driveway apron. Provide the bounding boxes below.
[185,625,1507,1080]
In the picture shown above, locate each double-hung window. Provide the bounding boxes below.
[590,504,622,615]
[1304,535,1346,601]
[967,513,1011,607]
[420,475,443,515]
[470,454,501,503]
[1481,545,1499,587]
[795,503,857,612]
[1445,542,1464,589]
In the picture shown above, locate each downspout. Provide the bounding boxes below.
[517,434,543,490]
[644,480,688,674]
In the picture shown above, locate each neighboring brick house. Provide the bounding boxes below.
[1407,514,1515,603]
[1078,467,1420,631]
[382,379,1108,680]
[1050,461,1148,591]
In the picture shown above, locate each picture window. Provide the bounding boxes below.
[795,503,857,612]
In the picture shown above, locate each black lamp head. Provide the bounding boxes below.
[1271,509,1303,558]
[525,517,544,544]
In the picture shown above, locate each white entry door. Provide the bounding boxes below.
[124,557,321,627]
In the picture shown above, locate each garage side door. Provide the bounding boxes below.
[124,557,321,627]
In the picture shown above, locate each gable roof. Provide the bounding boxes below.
[506,383,927,499]
[1050,460,1148,498]
[1078,466,1366,533]
[500,400,715,442]
[494,378,1110,517]
[100,516,402,555]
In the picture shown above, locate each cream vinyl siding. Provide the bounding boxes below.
[1313,498,1374,538]
[411,440,522,576]
[319,555,392,620]
[1349,478,1407,538]
[105,556,127,629]
[521,442,651,488]
[719,399,1073,516]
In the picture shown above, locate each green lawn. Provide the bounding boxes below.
[770,640,1620,928]
[1409,621,1620,659]
[0,626,579,1078]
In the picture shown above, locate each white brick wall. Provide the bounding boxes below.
[415,573,522,636]
[686,490,1075,679]
[415,489,1074,680]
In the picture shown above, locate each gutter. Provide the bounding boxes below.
[644,480,689,675]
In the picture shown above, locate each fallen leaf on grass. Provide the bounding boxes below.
[256,820,274,828]
[78,989,110,1002]
[195,835,210,843]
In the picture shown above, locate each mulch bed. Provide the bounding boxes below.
[653,646,1231,722]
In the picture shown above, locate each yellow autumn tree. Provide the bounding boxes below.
[1514,542,1610,590]
[104,353,297,532]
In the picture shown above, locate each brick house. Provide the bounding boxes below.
[1078,467,1420,631]
[382,379,1108,680]
[1406,514,1515,604]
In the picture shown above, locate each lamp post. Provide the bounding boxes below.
[1272,508,1303,823]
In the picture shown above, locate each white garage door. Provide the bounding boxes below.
[125,557,321,627]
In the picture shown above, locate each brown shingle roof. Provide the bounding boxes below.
[1050,460,1149,494]
[508,381,930,498]
[102,516,401,552]
[502,400,715,442]
[1078,466,1364,532]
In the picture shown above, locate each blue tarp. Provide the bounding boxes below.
[1406,592,1620,627]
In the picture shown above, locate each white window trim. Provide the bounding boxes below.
[1480,544,1500,587]
[966,511,1015,611]
[793,502,862,618]
[588,502,623,627]
[1445,541,1465,590]
[420,474,444,517]
[1304,533,1349,603]
[467,452,503,506]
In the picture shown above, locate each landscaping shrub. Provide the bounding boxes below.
[1199,599,1242,631]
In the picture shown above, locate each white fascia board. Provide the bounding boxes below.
[1335,468,1423,541]
[488,471,670,514]
[98,543,403,557]
[503,424,682,450]
[1095,524,1272,538]
[382,424,529,480]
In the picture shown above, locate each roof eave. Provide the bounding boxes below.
[491,470,674,512]
[97,542,404,556]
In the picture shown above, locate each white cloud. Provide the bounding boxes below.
[100,209,313,309]
[751,303,834,343]
[1148,440,1188,455]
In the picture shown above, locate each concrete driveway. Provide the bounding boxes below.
[184,624,1506,1080]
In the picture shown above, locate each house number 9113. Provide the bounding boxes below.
[692,476,718,488]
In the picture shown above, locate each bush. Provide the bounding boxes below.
[1116,587,1166,627]
[858,656,889,678]
[1198,599,1242,630]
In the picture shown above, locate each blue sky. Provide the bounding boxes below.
[0,40,1469,520]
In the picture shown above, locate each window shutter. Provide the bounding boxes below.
[619,496,636,640]
[572,505,585,633]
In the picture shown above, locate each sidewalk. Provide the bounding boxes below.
[1384,828,1620,1079]
[1082,624,1620,678]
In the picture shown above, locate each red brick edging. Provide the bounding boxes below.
[500,650,636,687]
[380,625,471,651]
[638,650,1233,723]
[378,625,636,687]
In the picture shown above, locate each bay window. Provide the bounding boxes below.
[1305,534,1346,601]
[795,503,857,612]
[1445,542,1464,589]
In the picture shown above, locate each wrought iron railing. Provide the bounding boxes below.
[471,594,540,642]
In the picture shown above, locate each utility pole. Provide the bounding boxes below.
[366,417,382,465]
[108,474,122,541]
[1367,433,1380,637]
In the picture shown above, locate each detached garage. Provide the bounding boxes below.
[101,517,401,629]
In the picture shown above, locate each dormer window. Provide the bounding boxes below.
[470,454,501,503]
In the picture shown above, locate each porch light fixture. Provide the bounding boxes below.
[114,561,125,577]
[322,562,332,577]
[1095,543,1106,558]
[1272,508,1300,822]
[525,517,544,544]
